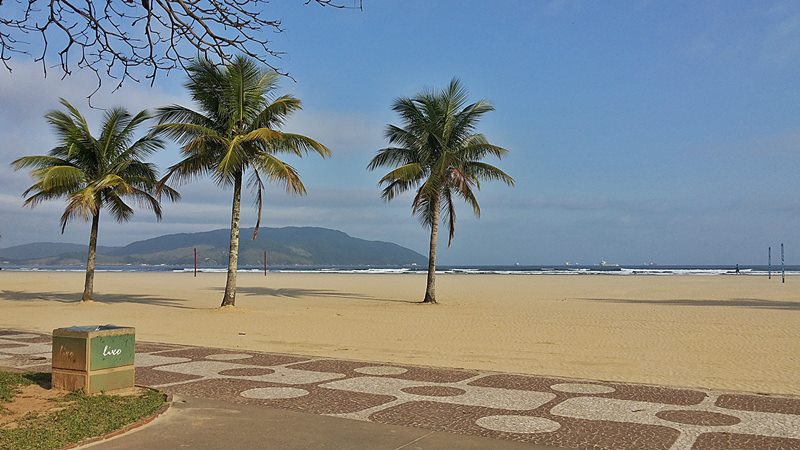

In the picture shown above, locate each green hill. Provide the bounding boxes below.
[0,227,426,266]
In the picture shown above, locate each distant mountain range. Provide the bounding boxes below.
[0,227,427,266]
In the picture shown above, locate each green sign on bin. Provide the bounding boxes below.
[90,334,135,370]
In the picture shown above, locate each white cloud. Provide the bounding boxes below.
[0,62,188,193]
[283,109,385,155]
[760,8,800,66]
[679,2,800,69]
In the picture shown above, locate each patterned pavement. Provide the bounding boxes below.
[1,329,799,450]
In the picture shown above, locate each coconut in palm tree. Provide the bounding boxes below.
[156,56,330,308]
[368,79,514,304]
[12,99,178,301]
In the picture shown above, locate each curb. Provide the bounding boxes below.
[63,388,173,449]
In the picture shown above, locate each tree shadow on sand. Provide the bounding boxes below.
[220,286,419,304]
[0,290,198,310]
[579,298,800,311]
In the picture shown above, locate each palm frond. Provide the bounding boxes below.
[160,154,215,187]
[116,133,165,162]
[367,147,418,170]
[184,58,226,122]
[22,189,70,208]
[156,105,216,128]
[57,98,92,138]
[95,174,133,194]
[254,95,302,129]
[223,56,269,130]
[270,133,331,158]
[238,128,286,150]
[458,134,508,160]
[12,155,74,171]
[99,107,129,160]
[384,125,423,152]
[450,100,494,142]
[128,188,164,220]
[153,122,223,146]
[379,178,419,202]
[104,192,135,223]
[450,168,481,218]
[253,153,306,195]
[248,169,265,239]
[411,177,442,228]
[463,161,515,186]
[378,163,425,201]
[155,183,182,202]
[38,165,86,191]
[60,187,99,232]
[442,187,457,246]
[217,137,248,177]
[391,97,427,129]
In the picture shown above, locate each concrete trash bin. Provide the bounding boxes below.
[52,325,135,394]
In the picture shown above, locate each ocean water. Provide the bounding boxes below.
[1,264,799,276]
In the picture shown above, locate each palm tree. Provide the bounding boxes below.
[12,99,177,302]
[155,56,330,308]
[368,79,515,304]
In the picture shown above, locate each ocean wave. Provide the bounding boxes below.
[4,265,799,276]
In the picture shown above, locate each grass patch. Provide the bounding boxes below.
[0,371,165,450]
[0,372,47,405]
[0,371,30,403]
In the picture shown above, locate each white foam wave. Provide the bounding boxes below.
[5,266,800,277]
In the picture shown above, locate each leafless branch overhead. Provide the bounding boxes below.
[0,0,362,94]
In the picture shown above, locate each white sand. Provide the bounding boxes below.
[1,272,798,395]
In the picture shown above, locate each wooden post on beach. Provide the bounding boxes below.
[781,243,785,283]
[194,247,197,278]
[769,246,772,279]
[263,250,267,276]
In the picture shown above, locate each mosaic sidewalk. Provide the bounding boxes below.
[1,330,799,450]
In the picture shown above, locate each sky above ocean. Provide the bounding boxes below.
[1,0,799,265]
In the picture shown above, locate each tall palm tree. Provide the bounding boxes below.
[12,99,177,302]
[368,79,515,304]
[156,56,330,308]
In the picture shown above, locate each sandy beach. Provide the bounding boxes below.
[1,272,798,395]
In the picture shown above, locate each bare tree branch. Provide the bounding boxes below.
[0,0,362,96]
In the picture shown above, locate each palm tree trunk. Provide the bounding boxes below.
[221,171,243,307]
[82,211,100,302]
[423,196,440,304]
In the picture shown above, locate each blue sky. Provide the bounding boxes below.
[1,0,799,264]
